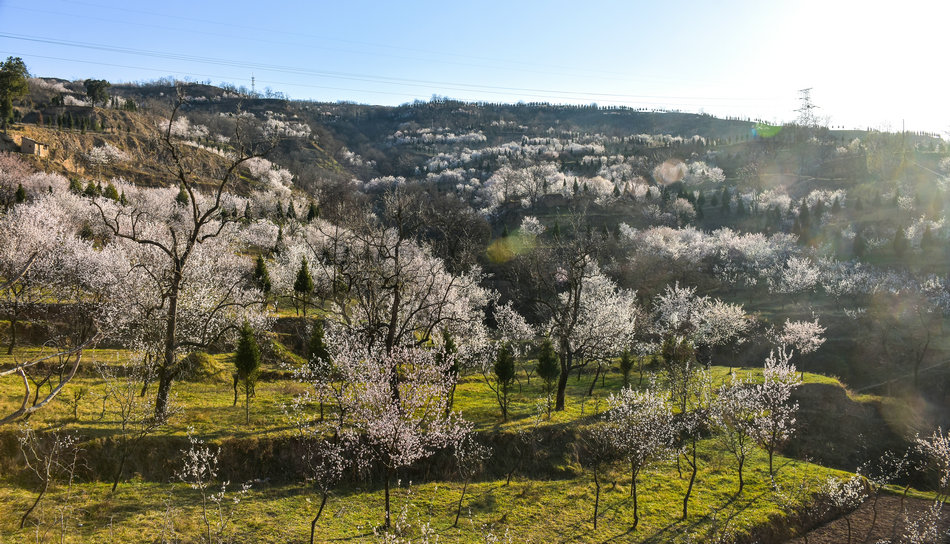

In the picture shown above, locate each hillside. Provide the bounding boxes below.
[0,77,949,543]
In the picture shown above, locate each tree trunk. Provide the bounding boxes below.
[154,272,181,422]
[737,454,744,494]
[593,469,600,530]
[245,386,250,425]
[7,313,16,355]
[453,479,468,528]
[111,445,129,493]
[631,470,639,530]
[20,477,48,528]
[383,468,391,529]
[768,444,775,480]
[555,352,570,411]
[309,492,328,544]
[682,438,697,520]
[154,369,174,423]
[232,375,238,406]
[586,365,601,397]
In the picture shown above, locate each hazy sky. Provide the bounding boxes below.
[1,0,947,133]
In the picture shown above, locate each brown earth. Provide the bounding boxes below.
[786,495,949,543]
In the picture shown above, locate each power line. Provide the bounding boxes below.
[0,32,783,105]
[23,0,673,83]
[3,3,647,85]
[6,49,786,113]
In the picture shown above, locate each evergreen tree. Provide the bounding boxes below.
[286,200,297,220]
[14,183,25,204]
[273,225,285,256]
[893,225,909,257]
[119,191,127,205]
[307,320,331,371]
[492,344,516,422]
[437,330,459,413]
[83,181,101,198]
[175,184,189,205]
[306,320,332,420]
[536,339,560,416]
[853,231,868,259]
[244,202,253,221]
[231,322,261,424]
[294,257,314,317]
[306,201,319,222]
[253,254,272,294]
[103,182,120,201]
[619,348,633,387]
[69,177,83,194]
[0,56,29,129]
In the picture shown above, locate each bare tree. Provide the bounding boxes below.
[16,425,82,532]
[576,423,618,530]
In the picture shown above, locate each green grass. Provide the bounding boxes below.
[0,347,879,542]
[0,348,854,440]
[0,445,845,543]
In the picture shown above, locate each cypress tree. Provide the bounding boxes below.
[273,225,285,256]
[893,226,909,257]
[253,255,271,294]
[231,322,261,424]
[175,184,189,205]
[619,349,633,387]
[307,321,331,368]
[103,182,120,201]
[493,344,516,422]
[83,181,101,198]
[853,231,868,259]
[14,183,25,204]
[306,201,319,222]
[306,320,332,420]
[437,330,459,413]
[294,257,314,317]
[286,200,297,220]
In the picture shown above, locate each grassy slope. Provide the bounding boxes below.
[0,347,865,542]
[0,448,844,543]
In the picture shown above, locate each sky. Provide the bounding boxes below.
[0,0,947,133]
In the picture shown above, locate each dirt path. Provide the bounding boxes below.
[786,496,949,543]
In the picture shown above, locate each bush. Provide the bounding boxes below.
[179,351,229,383]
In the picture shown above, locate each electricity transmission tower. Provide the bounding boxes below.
[796,88,818,127]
